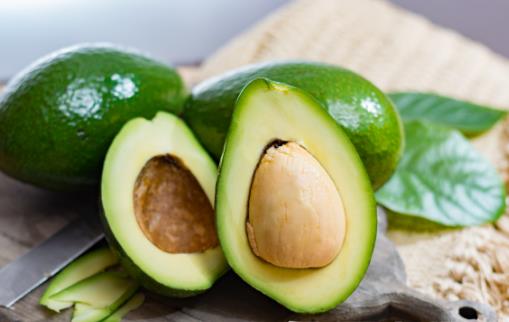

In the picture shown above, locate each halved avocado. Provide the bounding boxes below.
[101,111,228,297]
[216,79,376,313]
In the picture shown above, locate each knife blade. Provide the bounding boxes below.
[0,216,104,308]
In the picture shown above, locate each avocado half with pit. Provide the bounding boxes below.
[101,112,227,296]
[216,79,376,313]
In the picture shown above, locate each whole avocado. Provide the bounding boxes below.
[184,61,403,189]
[0,44,187,190]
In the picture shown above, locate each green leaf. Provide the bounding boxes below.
[376,120,505,226]
[389,92,507,135]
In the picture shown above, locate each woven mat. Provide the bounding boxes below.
[186,0,509,318]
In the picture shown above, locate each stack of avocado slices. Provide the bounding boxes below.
[0,44,404,320]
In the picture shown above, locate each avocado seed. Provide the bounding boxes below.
[247,142,346,268]
[133,155,218,254]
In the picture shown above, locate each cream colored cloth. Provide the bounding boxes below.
[186,0,509,318]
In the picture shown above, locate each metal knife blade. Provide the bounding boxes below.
[0,216,104,308]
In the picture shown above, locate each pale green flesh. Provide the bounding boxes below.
[72,304,110,322]
[51,272,137,308]
[40,247,118,312]
[71,287,140,322]
[216,80,377,313]
[103,293,145,322]
[101,112,227,291]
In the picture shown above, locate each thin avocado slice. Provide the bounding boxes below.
[215,79,376,313]
[72,304,109,322]
[51,271,137,308]
[71,288,140,322]
[103,293,145,322]
[40,247,118,312]
[101,111,228,296]
[184,61,404,189]
[72,304,113,322]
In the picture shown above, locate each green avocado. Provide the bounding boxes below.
[215,79,376,313]
[184,61,403,189]
[101,112,228,297]
[0,44,187,190]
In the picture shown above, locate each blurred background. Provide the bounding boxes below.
[0,0,508,81]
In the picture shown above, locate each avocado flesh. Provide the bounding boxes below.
[184,61,403,189]
[40,247,118,312]
[65,272,138,322]
[73,305,110,322]
[101,112,228,296]
[215,79,377,313]
[0,44,187,190]
[103,293,145,322]
[71,292,140,322]
[51,271,137,308]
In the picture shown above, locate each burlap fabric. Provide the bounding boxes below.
[184,0,509,318]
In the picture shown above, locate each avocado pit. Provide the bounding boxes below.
[247,141,346,269]
[133,155,218,254]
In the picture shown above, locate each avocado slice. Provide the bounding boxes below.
[46,271,138,322]
[51,271,137,308]
[40,247,118,312]
[103,293,145,322]
[184,61,403,189]
[0,44,187,190]
[72,304,110,322]
[215,79,376,313]
[101,111,228,296]
[71,290,140,322]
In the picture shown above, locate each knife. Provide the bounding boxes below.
[0,216,104,308]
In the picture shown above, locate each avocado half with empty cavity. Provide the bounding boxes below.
[101,112,227,296]
[216,79,376,313]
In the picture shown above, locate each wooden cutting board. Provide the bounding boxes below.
[0,170,497,322]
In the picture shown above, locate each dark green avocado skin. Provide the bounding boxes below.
[184,61,403,189]
[0,44,187,190]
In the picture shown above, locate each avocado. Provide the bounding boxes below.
[215,79,376,313]
[40,247,118,312]
[50,271,138,322]
[103,293,144,322]
[51,271,136,307]
[0,44,187,190]
[101,111,228,297]
[184,61,403,189]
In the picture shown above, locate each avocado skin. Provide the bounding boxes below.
[0,44,187,190]
[98,205,219,297]
[184,61,403,189]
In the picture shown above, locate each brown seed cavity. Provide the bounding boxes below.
[247,142,346,269]
[133,155,218,254]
